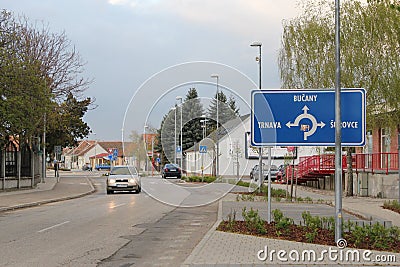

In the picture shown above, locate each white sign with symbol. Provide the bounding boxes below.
[199,145,207,153]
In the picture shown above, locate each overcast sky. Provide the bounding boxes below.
[2,0,304,141]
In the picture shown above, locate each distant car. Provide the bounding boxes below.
[96,164,111,171]
[162,163,181,179]
[106,165,141,194]
[252,164,279,182]
[250,164,260,180]
[276,164,287,183]
[82,163,92,171]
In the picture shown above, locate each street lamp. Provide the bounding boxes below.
[200,116,208,139]
[176,96,183,175]
[171,107,177,164]
[250,42,263,188]
[251,41,272,223]
[144,125,148,173]
[92,132,97,170]
[200,115,208,180]
[211,74,219,178]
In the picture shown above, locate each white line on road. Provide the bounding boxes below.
[38,221,70,233]
[110,203,126,209]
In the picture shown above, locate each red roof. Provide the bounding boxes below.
[89,152,109,159]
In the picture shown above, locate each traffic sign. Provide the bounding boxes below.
[54,145,62,154]
[113,148,118,157]
[251,89,366,146]
[176,146,181,153]
[199,145,207,153]
[156,157,161,163]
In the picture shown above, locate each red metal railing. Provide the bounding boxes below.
[354,152,398,174]
[284,152,398,183]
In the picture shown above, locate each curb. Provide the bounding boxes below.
[0,177,96,213]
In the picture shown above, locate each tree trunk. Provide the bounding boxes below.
[346,147,354,196]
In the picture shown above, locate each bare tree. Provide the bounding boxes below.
[15,15,92,100]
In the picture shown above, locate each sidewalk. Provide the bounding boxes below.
[0,171,95,212]
[183,183,400,266]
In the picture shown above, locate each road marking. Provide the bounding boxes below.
[110,203,126,209]
[38,221,70,233]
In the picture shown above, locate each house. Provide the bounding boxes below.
[63,141,137,170]
[352,126,399,198]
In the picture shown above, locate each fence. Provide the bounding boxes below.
[354,152,398,174]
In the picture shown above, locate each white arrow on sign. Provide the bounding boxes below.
[286,105,325,140]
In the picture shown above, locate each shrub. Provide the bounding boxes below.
[226,209,237,231]
[242,207,266,234]
[383,200,400,213]
[304,196,313,203]
[273,209,293,236]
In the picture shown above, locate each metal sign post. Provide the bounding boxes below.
[334,0,342,243]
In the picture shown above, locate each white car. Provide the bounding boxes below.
[106,165,141,194]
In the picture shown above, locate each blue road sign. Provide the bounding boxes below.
[108,154,113,160]
[199,145,207,153]
[251,89,366,146]
[156,157,161,163]
[176,146,181,153]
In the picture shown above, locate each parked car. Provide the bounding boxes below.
[162,163,181,179]
[82,163,92,171]
[106,165,141,194]
[276,164,287,183]
[252,164,279,182]
[96,164,111,171]
[250,164,262,180]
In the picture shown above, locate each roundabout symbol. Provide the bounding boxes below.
[286,105,325,140]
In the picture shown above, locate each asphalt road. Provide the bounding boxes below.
[0,173,219,267]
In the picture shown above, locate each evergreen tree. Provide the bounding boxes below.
[228,95,240,116]
[181,88,204,152]
[207,91,239,133]
[154,108,177,165]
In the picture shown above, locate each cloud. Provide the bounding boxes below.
[108,0,129,5]
[105,0,301,37]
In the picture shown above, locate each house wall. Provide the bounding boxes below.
[371,127,399,154]
[354,171,399,199]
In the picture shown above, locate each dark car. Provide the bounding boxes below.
[162,163,181,179]
[82,163,92,171]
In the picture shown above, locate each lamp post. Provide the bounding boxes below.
[251,41,272,223]
[92,132,97,170]
[250,42,263,191]
[200,116,208,139]
[200,116,208,180]
[211,74,219,178]
[42,113,46,183]
[171,107,177,164]
[176,96,183,176]
[144,125,148,173]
